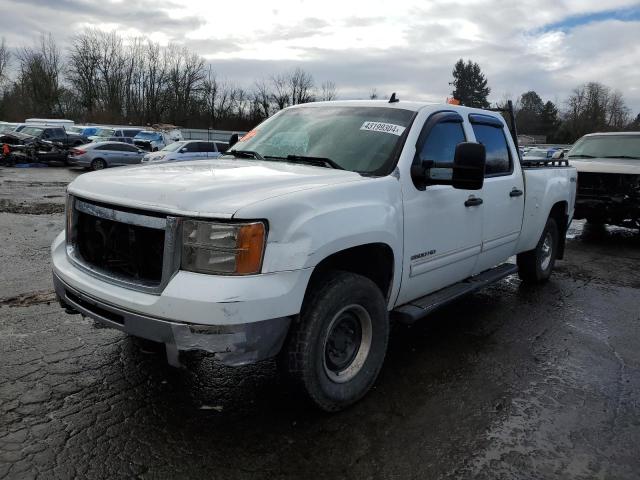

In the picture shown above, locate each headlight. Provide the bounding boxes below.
[181,220,266,275]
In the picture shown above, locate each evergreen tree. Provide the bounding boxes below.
[540,101,560,141]
[516,91,544,134]
[450,59,491,108]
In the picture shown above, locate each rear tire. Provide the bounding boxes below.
[280,271,389,412]
[517,217,559,283]
[90,158,106,171]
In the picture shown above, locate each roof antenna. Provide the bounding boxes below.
[388,92,399,103]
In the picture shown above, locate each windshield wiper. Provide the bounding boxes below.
[602,155,640,159]
[225,150,264,160]
[567,154,595,158]
[263,154,344,170]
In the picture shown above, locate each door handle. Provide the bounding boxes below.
[509,189,523,197]
[464,197,483,207]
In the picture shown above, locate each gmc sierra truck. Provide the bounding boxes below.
[52,100,576,411]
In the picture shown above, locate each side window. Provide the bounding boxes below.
[184,142,200,153]
[197,142,215,153]
[417,121,466,164]
[471,124,512,176]
[122,144,138,152]
[95,144,113,151]
[215,142,228,153]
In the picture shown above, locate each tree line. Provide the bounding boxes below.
[450,58,639,143]
[0,32,336,131]
[0,34,637,141]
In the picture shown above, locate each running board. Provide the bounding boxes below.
[392,263,518,324]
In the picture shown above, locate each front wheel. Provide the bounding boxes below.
[517,217,559,283]
[280,271,389,412]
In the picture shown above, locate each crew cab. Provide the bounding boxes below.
[51,100,576,411]
[568,132,639,229]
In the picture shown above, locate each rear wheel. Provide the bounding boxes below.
[90,158,106,171]
[280,271,389,412]
[517,217,559,283]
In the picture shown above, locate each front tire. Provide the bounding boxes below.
[517,217,559,283]
[281,271,389,412]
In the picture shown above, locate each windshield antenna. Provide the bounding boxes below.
[389,92,399,103]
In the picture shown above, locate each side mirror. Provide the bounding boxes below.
[179,147,187,153]
[451,142,486,190]
[411,142,486,190]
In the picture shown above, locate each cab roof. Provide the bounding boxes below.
[291,99,505,119]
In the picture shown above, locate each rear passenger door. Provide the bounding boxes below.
[470,114,525,273]
[199,142,219,158]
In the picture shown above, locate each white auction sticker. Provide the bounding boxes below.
[360,121,406,136]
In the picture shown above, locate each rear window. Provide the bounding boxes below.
[471,124,512,176]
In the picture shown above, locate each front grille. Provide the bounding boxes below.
[577,172,640,197]
[76,211,165,285]
[67,197,181,294]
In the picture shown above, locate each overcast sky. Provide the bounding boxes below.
[1,0,639,113]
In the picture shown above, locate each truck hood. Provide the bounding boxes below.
[67,159,366,217]
[570,157,640,175]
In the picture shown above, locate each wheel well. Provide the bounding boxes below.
[549,201,568,259]
[309,243,395,300]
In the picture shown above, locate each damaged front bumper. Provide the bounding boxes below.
[53,272,291,367]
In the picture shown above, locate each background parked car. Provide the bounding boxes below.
[141,140,228,163]
[68,141,146,170]
[67,125,99,137]
[88,127,143,142]
[0,122,18,134]
[19,125,88,148]
[523,147,559,159]
[134,129,183,151]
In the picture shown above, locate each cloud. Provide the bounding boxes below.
[0,0,638,113]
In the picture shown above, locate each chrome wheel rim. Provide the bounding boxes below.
[540,232,553,271]
[323,304,373,383]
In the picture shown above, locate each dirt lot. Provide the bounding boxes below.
[1,166,639,479]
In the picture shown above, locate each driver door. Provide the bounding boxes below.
[397,112,484,305]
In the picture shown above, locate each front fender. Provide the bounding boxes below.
[234,176,404,303]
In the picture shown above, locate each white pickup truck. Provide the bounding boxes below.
[52,100,576,411]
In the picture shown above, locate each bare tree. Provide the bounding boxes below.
[253,79,273,119]
[0,37,10,86]
[271,73,290,110]
[288,67,315,105]
[369,88,378,100]
[165,44,205,125]
[16,34,64,116]
[67,30,102,119]
[319,80,337,101]
[562,82,631,140]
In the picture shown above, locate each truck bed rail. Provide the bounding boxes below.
[521,158,570,168]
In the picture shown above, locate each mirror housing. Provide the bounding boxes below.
[411,142,486,190]
[451,142,486,190]
[179,147,187,153]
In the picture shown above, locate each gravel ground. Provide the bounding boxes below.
[1,166,639,479]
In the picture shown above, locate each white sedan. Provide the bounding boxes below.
[142,140,228,163]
